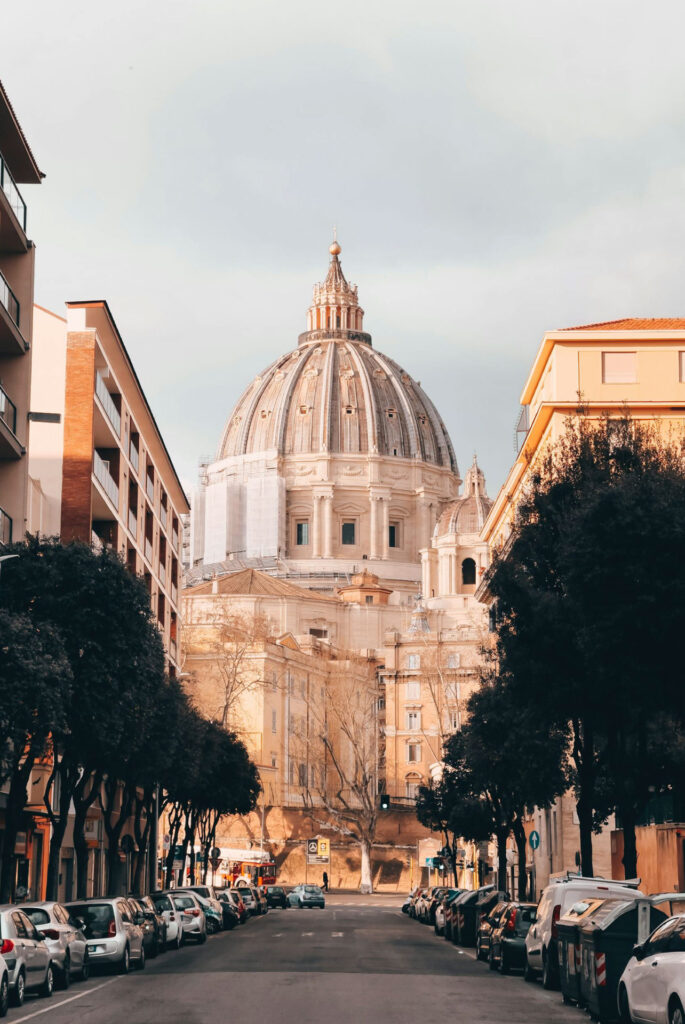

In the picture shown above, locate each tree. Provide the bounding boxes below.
[298,651,380,893]
[0,611,72,900]
[486,413,685,876]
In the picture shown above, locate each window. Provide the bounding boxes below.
[365,594,374,605]
[300,676,306,697]
[309,627,328,639]
[462,558,476,585]
[448,710,460,731]
[271,753,277,768]
[405,776,421,799]
[289,760,295,785]
[407,742,421,763]
[680,352,685,383]
[271,710,277,733]
[406,710,421,731]
[388,522,399,548]
[406,680,420,699]
[602,351,637,384]
[310,765,316,788]
[447,653,460,669]
[342,521,356,545]
[406,653,420,670]
[298,763,307,787]
[296,521,309,546]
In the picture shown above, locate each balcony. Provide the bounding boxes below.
[128,507,137,539]
[0,505,11,544]
[171,581,177,606]
[0,268,26,355]
[93,450,119,511]
[0,150,28,252]
[145,537,153,564]
[160,504,167,529]
[158,562,166,586]
[172,528,179,552]
[129,441,139,474]
[95,372,121,437]
[169,637,177,661]
[0,383,21,458]
[146,475,154,504]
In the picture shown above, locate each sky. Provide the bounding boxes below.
[3,0,685,497]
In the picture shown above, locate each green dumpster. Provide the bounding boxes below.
[557,898,605,1006]
[578,899,667,1023]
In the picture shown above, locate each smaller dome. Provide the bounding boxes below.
[436,455,492,536]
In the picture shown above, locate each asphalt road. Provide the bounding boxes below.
[4,895,582,1024]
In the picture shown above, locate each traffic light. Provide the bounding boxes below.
[380,793,390,810]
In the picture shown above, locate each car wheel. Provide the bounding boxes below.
[80,953,90,981]
[542,949,558,991]
[618,986,632,1024]
[58,953,71,990]
[39,963,54,998]
[671,999,685,1024]
[523,958,536,983]
[0,974,8,1018]
[10,970,25,1007]
[119,945,131,975]
[135,946,146,970]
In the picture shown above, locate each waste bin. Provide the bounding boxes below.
[451,889,480,945]
[457,886,503,947]
[557,898,605,1006]
[578,899,667,1023]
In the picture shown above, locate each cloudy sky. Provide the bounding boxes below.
[3,0,685,495]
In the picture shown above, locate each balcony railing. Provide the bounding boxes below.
[0,505,11,545]
[95,372,121,436]
[170,637,177,661]
[93,450,119,510]
[129,441,139,473]
[146,475,154,503]
[128,508,137,539]
[0,151,27,232]
[171,581,177,605]
[0,383,17,434]
[160,504,167,529]
[145,537,153,564]
[0,269,19,328]
[159,562,166,585]
[172,529,179,552]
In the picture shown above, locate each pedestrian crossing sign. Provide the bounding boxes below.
[317,838,330,860]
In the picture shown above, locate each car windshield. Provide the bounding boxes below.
[67,903,114,939]
[152,896,172,913]
[172,896,195,910]
[191,887,210,898]
[304,886,322,894]
[20,907,51,927]
[268,887,284,894]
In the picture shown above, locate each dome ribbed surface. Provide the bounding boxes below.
[217,338,456,470]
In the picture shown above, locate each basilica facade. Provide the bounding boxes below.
[183,242,492,890]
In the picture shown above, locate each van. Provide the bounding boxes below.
[524,873,642,990]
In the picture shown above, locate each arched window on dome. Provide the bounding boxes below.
[461,557,476,586]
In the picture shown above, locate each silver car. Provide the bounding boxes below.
[0,906,54,1007]
[235,887,257,915]
[166,891,207,943]
[0,951,8,1017]
[66,898,145,973]
[19,902,88,989]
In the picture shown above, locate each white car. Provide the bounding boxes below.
[618,914,685,1023]
[149,893,183,950]
[167,892,207,943]
[525,874,642,989]
[0,954,8,1017]
[18,902,89,988]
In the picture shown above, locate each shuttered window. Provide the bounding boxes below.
[602,352,636,384]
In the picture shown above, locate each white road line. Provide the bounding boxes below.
[11,978,120,1023]
[302,931,314,936]
[273,933,283,937]
[332,931,343,937]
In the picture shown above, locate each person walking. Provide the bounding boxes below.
[322,871,329,892]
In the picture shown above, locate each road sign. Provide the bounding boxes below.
[306,838,329,864]
[529,830,540,850]
[317,838,330,861]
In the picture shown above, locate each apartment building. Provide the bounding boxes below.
[28,300,189,671]
[0,80,43,543]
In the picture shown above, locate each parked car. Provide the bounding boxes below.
[220,890,248,924]
[0,905,55,1006]
[194,893,224,934]
[235,886,258,915]
[266,885,288,909]
[409,889,427,920]
[254,887,268,915]
[66,897,145,974]
[525,874,642,989]
[288,884,326,909]
[130,896,166,957]
[18,901,89,988]
[489,902,537,973]
[425,887,449,926]
[149,892,183,950]
[0,951,8,1017]
[476,900,511,961]
[435,889,461,936]
[218,898,239,930]
[166,891,207,943]
[618,914,685,1024]
[414,889,432,923]
[402,889,418,915]
[442,889,464,941]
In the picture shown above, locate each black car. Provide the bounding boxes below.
[265,885,288,909]
[218,898,239,930]
[489,902,537,973]
[129,897,165,958]
[476,900,511,961]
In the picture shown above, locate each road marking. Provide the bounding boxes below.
[11,978,120,1023]
[302,931,314,936]
[273,933,283,937]
[332,931,343,937]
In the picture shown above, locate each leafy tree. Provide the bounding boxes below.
[0,611,72,900]
[487,414,685,876]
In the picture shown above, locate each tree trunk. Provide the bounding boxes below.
[512,817,528,900]
[360,838,373,893]
[101,780,133,897]
[576,792,594,878]
[74,770,103,899]
[0,757,34,901]
[620,803,638,879]
[574,721,596,878]
[44,759,73,901]
[495,826,509,893]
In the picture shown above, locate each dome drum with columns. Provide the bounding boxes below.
[190,242,461,596]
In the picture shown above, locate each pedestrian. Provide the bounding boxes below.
[322,870,328,892]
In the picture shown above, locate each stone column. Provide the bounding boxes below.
[323,494,333,559]
[312,496,321,558]
[382,499,390,559]
[369,496,379,559]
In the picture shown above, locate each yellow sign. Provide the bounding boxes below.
[317,838,330,860]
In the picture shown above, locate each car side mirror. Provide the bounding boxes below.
[632,943,645,961]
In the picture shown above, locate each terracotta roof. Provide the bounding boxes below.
[185,567,340,602]
[559,318,685,331]
[0,79,43,183]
